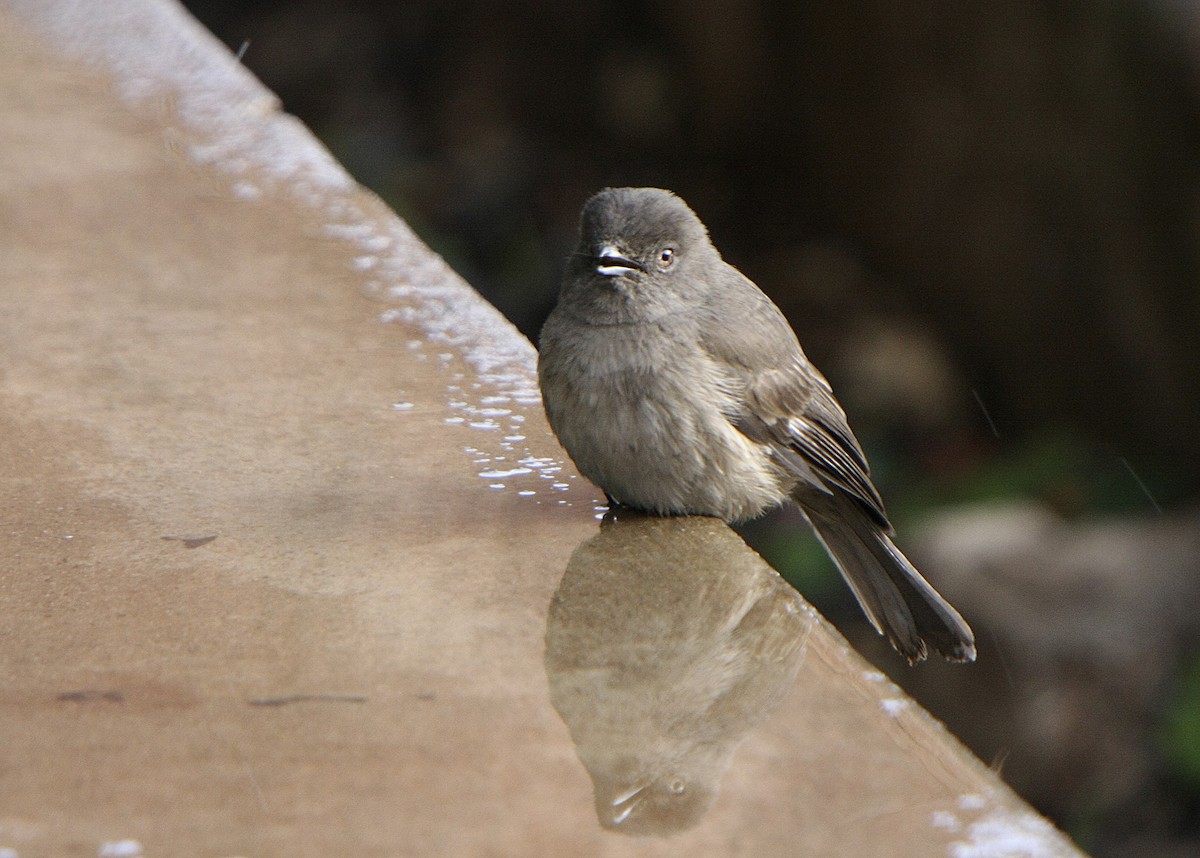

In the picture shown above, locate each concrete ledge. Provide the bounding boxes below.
[0,1,1084,855]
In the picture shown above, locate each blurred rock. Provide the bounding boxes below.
[905,503,1200,850]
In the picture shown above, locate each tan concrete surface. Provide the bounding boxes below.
[0,2,1085,856]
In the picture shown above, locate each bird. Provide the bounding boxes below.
[537,187,975,665]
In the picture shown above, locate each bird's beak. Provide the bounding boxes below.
[593,244,645,276]
[609,780,649,825]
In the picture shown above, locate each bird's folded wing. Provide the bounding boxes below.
[698,270,891,530]
[744,369,891,531]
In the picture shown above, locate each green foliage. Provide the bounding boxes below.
[758,529,840,600]
[1160,652,1200,791]
[880,430,1188,526]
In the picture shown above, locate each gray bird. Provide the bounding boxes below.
[538,187,975,664]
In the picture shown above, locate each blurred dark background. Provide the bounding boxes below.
[181,1,1200,854]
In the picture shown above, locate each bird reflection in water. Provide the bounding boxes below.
[544,511,815,836]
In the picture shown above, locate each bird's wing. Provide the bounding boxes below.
[700,271,890,530]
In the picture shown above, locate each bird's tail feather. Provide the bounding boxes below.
[803,498,975,665]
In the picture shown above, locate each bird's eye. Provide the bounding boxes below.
[658,247,676,268]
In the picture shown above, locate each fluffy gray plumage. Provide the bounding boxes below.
[538,187,975,664]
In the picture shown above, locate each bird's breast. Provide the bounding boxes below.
[538,321,789,521]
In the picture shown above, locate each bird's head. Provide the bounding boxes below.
[562,187,719,323]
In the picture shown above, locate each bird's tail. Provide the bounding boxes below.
[801,494,975,665]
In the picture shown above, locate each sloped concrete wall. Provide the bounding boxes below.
[0,2,1084,856]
